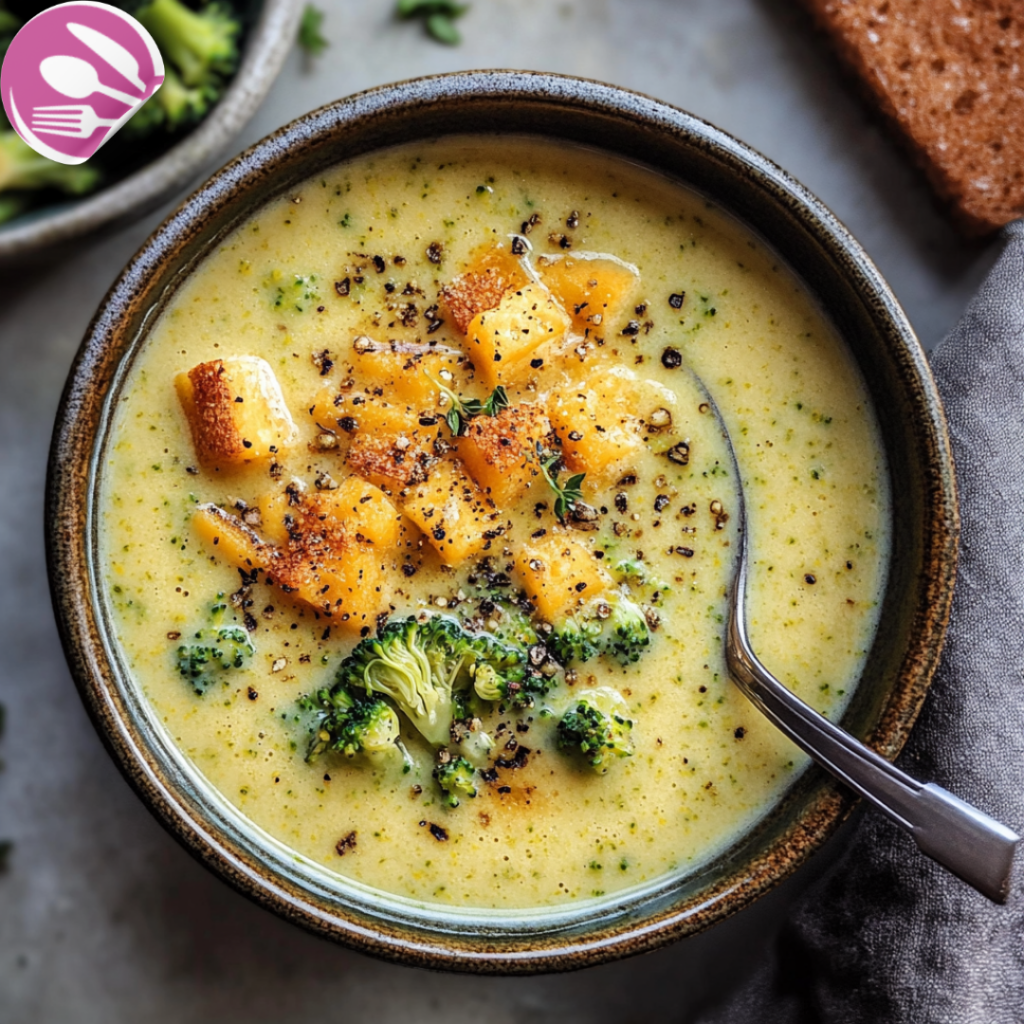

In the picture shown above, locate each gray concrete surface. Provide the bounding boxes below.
[0,1,1000,1020]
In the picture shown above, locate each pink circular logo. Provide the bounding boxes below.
[1,1,163,165]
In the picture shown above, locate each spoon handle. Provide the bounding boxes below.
[726,611,1019,903]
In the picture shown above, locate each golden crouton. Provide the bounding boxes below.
[545,370,642,479]
[258,477,401,550]
[310,389,420,437]
[351,338,471,406]
[346,429,441,491]
[539,254,640,334]
[325,476,403,548]
[456,403,550,507]
[175,356,297,468]
[441,244,530,334]
[514,531,612,621]
[192,483,396,631]
[193,503,267,571]
[467,284,570,386]
[401,458,500,565]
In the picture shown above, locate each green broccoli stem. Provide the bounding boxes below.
[0,131,101,196]
[136,0,239,87]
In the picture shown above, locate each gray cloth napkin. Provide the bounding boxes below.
[700,220,1024,1024]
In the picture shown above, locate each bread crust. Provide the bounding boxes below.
[803,0,1024,235]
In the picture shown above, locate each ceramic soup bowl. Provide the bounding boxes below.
[46,72,957,973]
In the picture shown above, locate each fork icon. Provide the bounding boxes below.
[31,104,120,138]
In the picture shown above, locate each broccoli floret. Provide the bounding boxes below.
[605,594,653,664]
[471,659,552,708]
[301,684,401,762]
[136,0,239,88]
[557,687,635,773]
[547,590,652,667]
[128,67,213,134]
[433,752,477,807]
[614,559,670,603]
[0,131,102,218]
[175,596,254,694]
[449,710,495,765]
[487,600,539,647]
[336,615,527,747]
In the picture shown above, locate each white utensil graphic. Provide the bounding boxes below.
[66,22,147,93]
[31,104,120,138]
[39,54,140,106]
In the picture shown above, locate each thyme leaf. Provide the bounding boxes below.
[298,4,328,57]
[430,376,509,436]
[396,0,469,46]
[541,454,586,522]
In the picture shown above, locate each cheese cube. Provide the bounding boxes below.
[546,370,642,479]
[442,244,530,333]
[514,532,612,621]
[321,476,402,548]
[193,503,267,570]
[466,284,570,386]
[259,477,401,550]
[352,339,471,407]
[401,458,500,565]
[193,497,393,630]
[176,356,297,468]
[539,254,640,334]
[456,403,550,507]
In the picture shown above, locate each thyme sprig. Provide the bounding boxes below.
[540,454,586,523]
[298,4,328,57]
[431,377,509,436]
[396,0,469,45]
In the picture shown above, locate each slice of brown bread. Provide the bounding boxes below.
[803,0,1024,236]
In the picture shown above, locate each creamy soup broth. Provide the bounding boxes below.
[98,137,889,909]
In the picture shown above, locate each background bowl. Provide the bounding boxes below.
[46,71,958,973]
[0,0,301,261]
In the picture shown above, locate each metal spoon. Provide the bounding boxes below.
[39,55,140,107]
[690,374,1020,903]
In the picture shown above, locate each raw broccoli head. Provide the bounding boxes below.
[557,687,635,773]
[125,67,215,135]
[0,131,102,220]
[433,752,478,808]
[301,685,400,762]
[547,590,651,667]
[136,0,239,88]
[337,615,528,747]
[175,598,254,694]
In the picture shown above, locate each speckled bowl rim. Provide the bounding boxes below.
[0,0,302,260]
[46,71,958,974]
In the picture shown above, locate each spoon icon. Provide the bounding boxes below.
[39,54,141,106]
[67,22,147,93]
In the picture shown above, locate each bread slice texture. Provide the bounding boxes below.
[803,0,1024,235]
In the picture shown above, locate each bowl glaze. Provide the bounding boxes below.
[46,71,958,973]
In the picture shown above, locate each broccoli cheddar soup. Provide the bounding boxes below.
[99,137,890,910]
